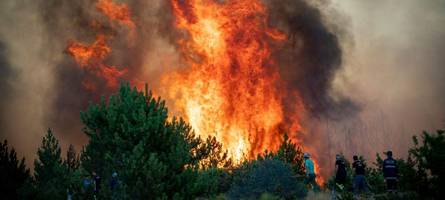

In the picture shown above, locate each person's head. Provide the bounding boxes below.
[304,152,310,159]
[336,154,341,160]
[353,155,358,161]
[386,150,393,158]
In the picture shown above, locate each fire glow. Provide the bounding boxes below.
[165,0,302,162]
[65,0,321,180]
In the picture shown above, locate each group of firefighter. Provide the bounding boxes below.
[66,171,119,200]
[303,151,398,197]
[71,152,397,199]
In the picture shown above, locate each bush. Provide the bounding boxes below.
[408,129,445,198]
[228,158,307,199]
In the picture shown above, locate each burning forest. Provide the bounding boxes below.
[62,0,347,176]
[1,0,445,199]
[59,0,333,178]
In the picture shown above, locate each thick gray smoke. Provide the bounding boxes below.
[266,0,359,120]
[0,0,444,176]
[261,0,361,177]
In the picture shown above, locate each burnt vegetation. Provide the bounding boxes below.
[1,84,444,199]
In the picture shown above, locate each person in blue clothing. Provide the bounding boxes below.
[82,174,92,194]
[109,171,120,199]
[110,171,118,191]
[382,151,398,192]
[92,171,101,199]
[304,152,320,191]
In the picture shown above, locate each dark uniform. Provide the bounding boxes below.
[383,157,398,191]
[335,158,347,185]
[352,157,368,194]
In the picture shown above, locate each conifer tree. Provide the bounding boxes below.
[276,133,305,175]
[409,129,445,198]
[80,83,227,199]
[33,129,67,199]
[0,140,30,199]
[65,144,80,171]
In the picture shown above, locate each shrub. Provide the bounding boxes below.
[228,158,307,199]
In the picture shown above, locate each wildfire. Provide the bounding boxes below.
[164,0,302,162]
[65,0,319,180]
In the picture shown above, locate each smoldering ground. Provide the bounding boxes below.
[0,0,444,177]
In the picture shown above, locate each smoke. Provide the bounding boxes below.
[260,0,360,177]
[309,0,445,175]
[0,0,58,166]
[35,0,175,150]
[0,0,444,178]
[0,0,178,166]
[265,0,359,120]
[0,41,16,137]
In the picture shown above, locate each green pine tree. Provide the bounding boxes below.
[0,140,30,200]
[80,83,227,199]
[64,144,80,171]
[276,133,305,175]
[33,129,68,199]
[409,129,445,198]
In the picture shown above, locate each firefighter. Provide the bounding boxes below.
[335,154,347,186]
[92,171,101,199]
[304,153,320,192]
[82,174,92,194]
[332,154,347,199]
[352,155,368,196]
[383,151,398,192]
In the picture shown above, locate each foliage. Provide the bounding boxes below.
[33,129,70,199]
[409,129,445,198]
[79,83,229,199]
[228,157,307,200]
[0,140,30,200]
[274,133,305,175]
[65,144,80,171]
[364,155,385,194]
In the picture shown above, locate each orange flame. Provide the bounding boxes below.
[96,0,135,29]
[314,160,325,185]
[164,0,302,162]
[66,0,135,90]
[66,34,110,67]
[66,34,127,89]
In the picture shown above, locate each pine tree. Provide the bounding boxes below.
[409,129,445,198]
[65,144,80,171]
[276,133,305,175]
[80,83,226,199]
[0,140,30,200]
[33,129,68,199]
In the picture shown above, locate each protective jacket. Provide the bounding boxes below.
[383,158,397,179]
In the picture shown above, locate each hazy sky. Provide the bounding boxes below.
[324,0,445,159]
